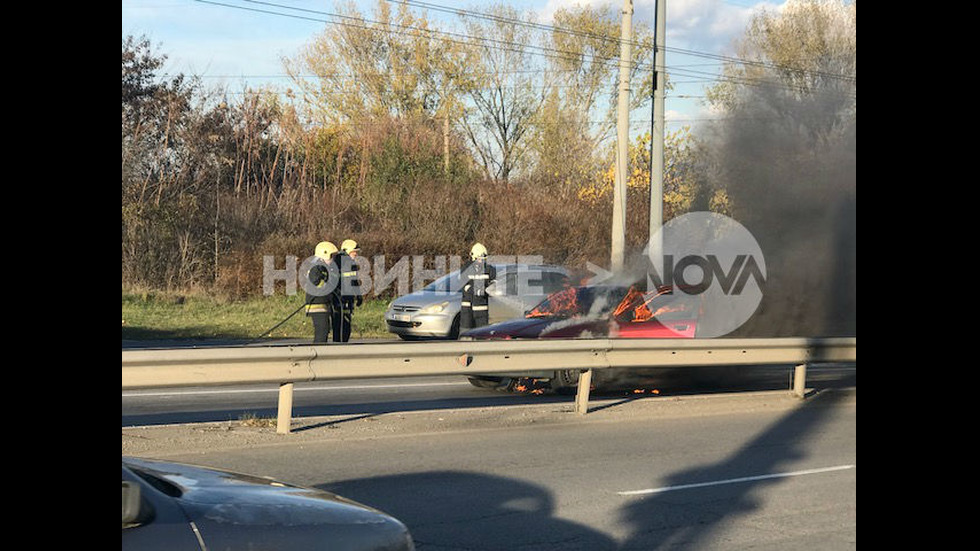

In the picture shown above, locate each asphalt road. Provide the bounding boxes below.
[122,387,856,550]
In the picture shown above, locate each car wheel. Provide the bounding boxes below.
[550,369,580,394]
[448,315,460,339]
[467,376,513,390]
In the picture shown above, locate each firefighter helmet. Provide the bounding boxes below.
[340,239,359,254]
[314,241,338,261]
[470,242,488,260]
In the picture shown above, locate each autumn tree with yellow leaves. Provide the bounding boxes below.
[577,127,729,221]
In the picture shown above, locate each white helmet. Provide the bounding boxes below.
[470,242,488,260]
[340,239,359,254]
[314,241,338,261]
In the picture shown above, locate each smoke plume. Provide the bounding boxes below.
[702,79,856,337]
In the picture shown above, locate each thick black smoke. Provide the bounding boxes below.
[703,81,856,337]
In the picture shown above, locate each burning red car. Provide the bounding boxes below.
[460,284,704,392]
[461,284,702,340]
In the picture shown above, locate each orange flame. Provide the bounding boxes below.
[512,377,551,395]
[614,286,687,323]
[527,287,579,318]
[613,287,644,317]
[614,286,670,322]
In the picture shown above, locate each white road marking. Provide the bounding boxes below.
[617,464,855,496]
[122,381,471,398]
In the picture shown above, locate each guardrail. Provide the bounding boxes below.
[122,337,856,433]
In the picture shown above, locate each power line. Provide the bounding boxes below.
[387,0,635,48]
[189,0,855,100]
[388,0,856,83]
[209,0,856,86]
[224,0,633,73]
[669,67,856,100]
[184,68,852,102]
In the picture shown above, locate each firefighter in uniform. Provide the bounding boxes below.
[334,239,363,342]
[459,243,497,334]
[305,241,340,343]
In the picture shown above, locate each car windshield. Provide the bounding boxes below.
[421,271,465,293]
[420,264,519,293]
[525,286,628,319]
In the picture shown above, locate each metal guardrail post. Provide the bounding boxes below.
[575,369,594,414]
[793,364,807,398]
[277,382,294,434]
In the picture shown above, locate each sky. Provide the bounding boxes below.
[121,0,788,131]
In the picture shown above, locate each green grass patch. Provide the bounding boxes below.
[122,290,393,342]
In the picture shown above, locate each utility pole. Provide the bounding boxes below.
[612,0,633,273]
[648,0,666,266]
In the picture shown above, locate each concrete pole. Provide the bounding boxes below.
[612,0,633,273]
[649,0,666,265]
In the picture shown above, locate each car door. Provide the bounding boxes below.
[617,292,701,338]
[487,269,523,323]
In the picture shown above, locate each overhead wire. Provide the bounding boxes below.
[210,0,638,74]
[192,0,854,101]
[386,0,856,83]
[178,0,856,119]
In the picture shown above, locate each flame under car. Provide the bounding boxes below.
[460,284,703,391]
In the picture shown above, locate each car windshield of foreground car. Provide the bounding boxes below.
[525,286,627,319]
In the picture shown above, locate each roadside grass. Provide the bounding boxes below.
[122,289,393,341]
[237,413,277,428]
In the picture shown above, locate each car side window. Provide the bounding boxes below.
[513,268,560,296]
[489,268,567,296]
[501,272,521,295]
[541,272,570,294]
[517,269,541,295]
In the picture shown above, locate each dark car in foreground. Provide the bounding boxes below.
[122,456,414,551]
[460,284,703,391]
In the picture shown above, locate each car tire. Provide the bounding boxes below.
[448,315,460,339]
[550,369,580,394]
[467,376,512,390]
